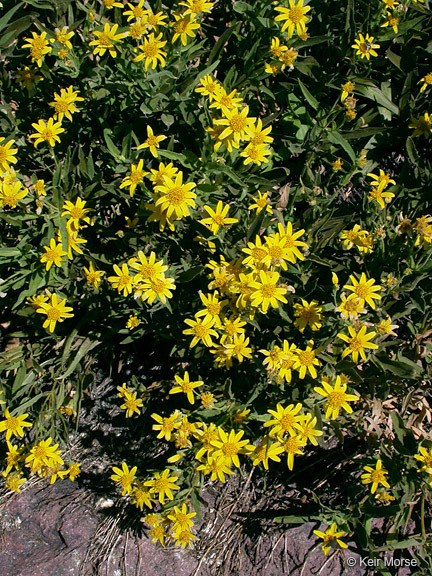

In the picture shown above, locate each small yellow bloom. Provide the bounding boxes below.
[313,523,348,555]
[169,372,203,404]
[29,118,64,148]
[40,238,67,271]
[352,33,380,60]
[361,459,390,494]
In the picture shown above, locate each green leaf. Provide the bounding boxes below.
[297,79,319,110]
[59,338,100,380]
[0,2,24,33]
[207,24,238,65]
[103,129,121,159]
[355,84,399,116]
[327,131,357,163]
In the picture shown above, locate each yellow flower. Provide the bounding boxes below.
[313,523,348,555]
[248,191,273,214]
[62,197,92,230]
[29,118,65,148]
[213,106,256,148]
[414,446,432,473]
[168,502,196,534]
[123,0,147,21]
[368,182,395,209]
[108,263,134,296]
[0,408,32,441]
[195,74,222,101]
[183,316,218,348]
[128,20,148,40]
[120,388,143,416]
[249,270,288,313]
[27,293,49,310]
[352,33,380,60]
[375,491,395,503]
[293,341,321,379]
[36,293,74,333]
[211,428,253,468]
[89,23,126,58]
[367,169,396,189]
[274,221,307,263]
[337,293,364,320]
[144,469,180,503]
[418,73,432,93]
[200,201,238,234]
[240,143,272,166]
[40,238,67,271]
[15,66,43,92]
[120,159,149,196]
[25,437,64,473]
[132,481,154,510]
[179,0,215,15]
[250,437,284,469]
[0,137,18,171]
[197,455,234,483]
[34,179,46,196]
[151,410,180,441]
[209,87,243,112]
[49,86,84,121]
[137,125,167,157]
[340,224,369,250]
[55,26,74,49]
[3,441,24,477]
[110,462,137,495]
[382,0,399,9]
[5,473,26,493]
[171,13,200,45]
[337,325,378,362]
[57,48,70,60]
[242,235,269,268]
[224,333,253,363]
[270,36,288,58]
[22,31,54,67]
[0,181,28,209]
[196,291,227,327]
[278,47,298,70]
[274,0,311,39]
[293,299,323,332]
[381,14,399,33]
[144,10,169,30]
[130,250,167,282]
[265,61,281,76]
[83,262,105,288]
[296,413,323,445]
[200,392,215,409]
[126,314,140,330]
[170,372,203,404]
[276,341,297,382]
[341,81,355,102]
[264,403,303,437]
[281,432,306,470]
[314,375,359,420]
[343,273,382,309]
[361,459,390,494]
[332,157,343,171]
[154,172,196,219]
[103,0,124,8]
[133,33,167,70]
[244,118,274,146]
[409,113,432,139]
[140,275,176,305]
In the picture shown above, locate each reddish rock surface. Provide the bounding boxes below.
[0,480,372,576]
